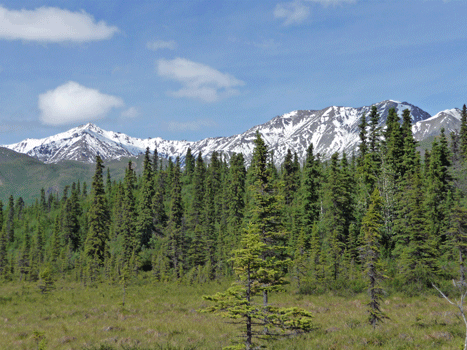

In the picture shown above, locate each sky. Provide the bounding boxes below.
[0,0,466,145]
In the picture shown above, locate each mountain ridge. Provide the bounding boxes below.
[2,100,462,166]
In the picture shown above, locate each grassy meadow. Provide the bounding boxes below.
[0,275,466,350]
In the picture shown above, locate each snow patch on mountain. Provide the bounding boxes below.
[1,100,452,166]
[412,108,462,141]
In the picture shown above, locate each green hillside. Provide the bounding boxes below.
[0,148,147,204]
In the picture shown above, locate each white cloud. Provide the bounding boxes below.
[274,0,356,25]
[157,57,244,102]
[305,0,356,5]
[121,107,139,119]
[38,81,124,126]
[0,5,118,42]
[146,40,177,51]
[166,119,218,132]
[274,1,310,26]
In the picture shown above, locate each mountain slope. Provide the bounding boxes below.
[2,100,440,166]
[412,108,462,140]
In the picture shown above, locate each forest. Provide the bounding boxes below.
[2,105,467,349]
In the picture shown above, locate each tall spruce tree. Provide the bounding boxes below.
[248,131,288,332]
[360,188,388,328]
[167,157,185,276]
[137,148,155,248]
[84,156,110,267]
[460,104,467,160]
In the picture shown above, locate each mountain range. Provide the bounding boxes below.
[2,100,463,167]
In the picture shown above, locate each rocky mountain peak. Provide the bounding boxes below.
[1,100,459,166]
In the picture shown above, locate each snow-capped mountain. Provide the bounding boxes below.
[412,108,462,141]
[2,100,453,166]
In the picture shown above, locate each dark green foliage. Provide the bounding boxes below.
[301,143,320,237]
[360,188,387,328]
[137,148,155,248]
[460,104,467,160]
[1,106,466,312]
[84,156,110,266]
[358,112,368,162]
[167,157,185,275]
[203,229,313,350]
[6,195,14,242]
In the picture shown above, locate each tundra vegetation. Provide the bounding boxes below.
[1,105,467,349]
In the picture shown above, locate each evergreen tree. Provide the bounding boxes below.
[322,153,352,243]
[18,225,31,281]
[368,105,381,154]
[152,147,159,174]
[119,162,138,265]
[460,104,467,160]
[203,227,313,350]
[84,156,110,267]
[184,147,195,183]
[358,112,368,163]
[152,170,168,238]
[301,143,320,239]
[167,157,185,276]
[0,200,3,233]
[189,153,206,230]
[6,195,14,242]
[282,149,300,206]
[203,164,217,274]
[62,187,82,251]
[0,226,7,278]
[137,147,155,248]
[248,131,288,332]
[394,164,439,291]
[360,188,387,328]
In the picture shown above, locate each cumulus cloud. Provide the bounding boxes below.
[38,81,124,126]
[146,40,177,51]
[0,5,118,42]
[157,57,244,102]
[121,107,139,119]
[274,1,310,26]
[166,119,218,132]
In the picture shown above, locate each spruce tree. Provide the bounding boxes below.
[460,104,467,160]
[358,112,368,163]
[394,163,439,291]
[0,226,7,278]
[137,147,155,248]
[203,165,217,274]
[282,149,300,206]
[189,153,206,230]
[6,195,14,242]
[62,188,81,251]
[247,131,288,332]
[120,162,138,266]
[184,147,195,184]
[152,170,168,238]
[203,226,313,350]
[360,188,387,328]
[0,200,3,233]
[84,156,110,267]
[301,143,320,240]
[167,157,185,276]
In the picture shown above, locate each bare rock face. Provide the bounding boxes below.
[2,100,456,166]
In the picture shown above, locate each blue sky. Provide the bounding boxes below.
[0,0,466,144]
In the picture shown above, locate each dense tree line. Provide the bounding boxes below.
[1,105,467,301]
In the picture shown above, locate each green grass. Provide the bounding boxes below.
[0,276,466,349]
